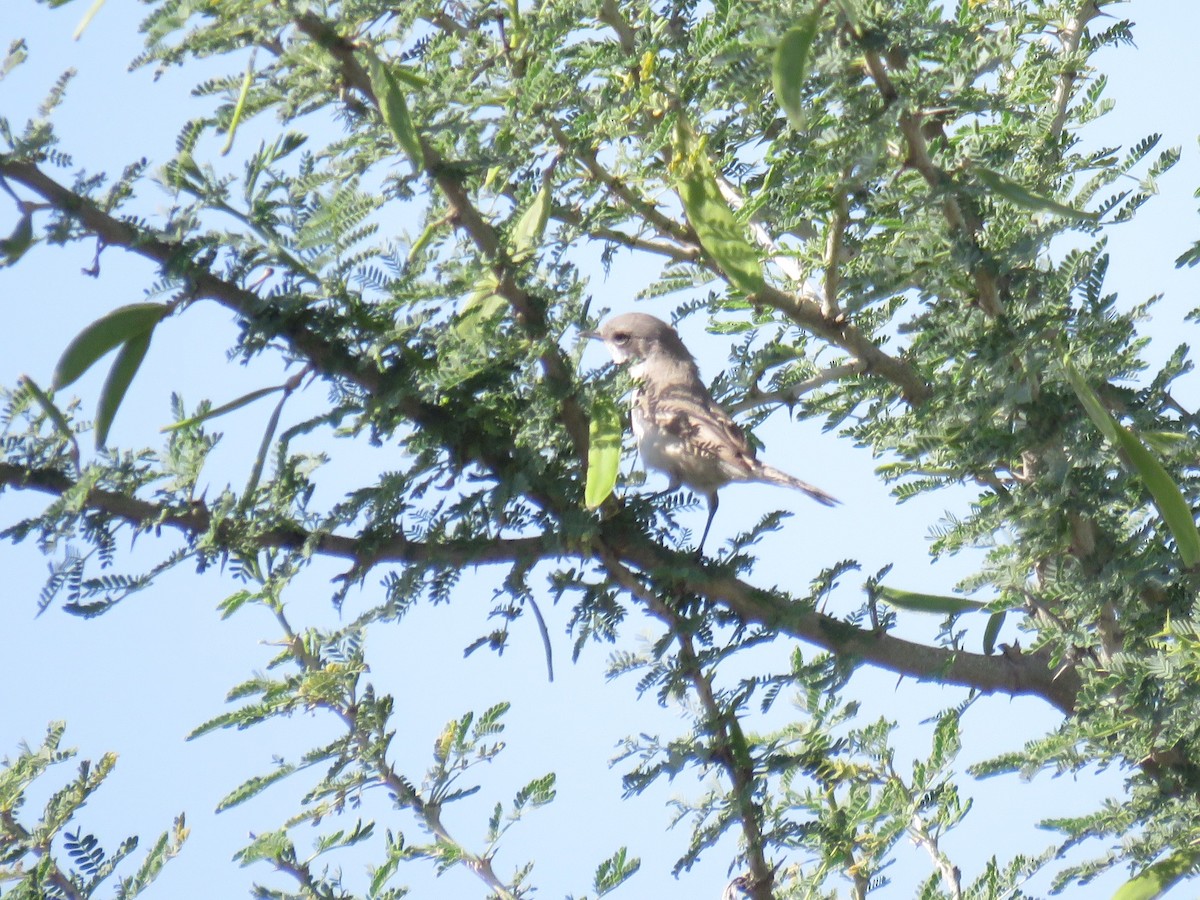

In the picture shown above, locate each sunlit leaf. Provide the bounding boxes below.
[878,586,988,615]
[834,0,862,33]
[672,118,764,295]
[772,14,820,130]
[215,765,296,812]
[455,274,506,341]
[975,167,1097,221]
[220,48,257,156]
[233,829,293,866]
[1110,849,1197,900]
[161,384,284,432]
[509,180,552,264]
[241,390,288,505]
[1065,357,1200,568]
[71,0,107,39]
[983,611,1005,655]
[363,49,425,171]
[0,212,33,265]
[53,303,168,390]
[585,397,623,509]
[20,375,79,469]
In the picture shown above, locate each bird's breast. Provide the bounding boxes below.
[630,394,730,492]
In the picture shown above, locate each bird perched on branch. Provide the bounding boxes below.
[585,312,838,552]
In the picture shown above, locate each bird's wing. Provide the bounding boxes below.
[640,383,758,474]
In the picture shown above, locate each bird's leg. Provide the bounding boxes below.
[696,491,718,557]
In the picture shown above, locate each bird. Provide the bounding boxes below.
[585,312,838,552]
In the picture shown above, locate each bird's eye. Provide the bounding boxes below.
[612,332,630,345]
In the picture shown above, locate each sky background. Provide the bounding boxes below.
[2,2,1200,898]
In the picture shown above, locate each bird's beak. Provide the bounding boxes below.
[580,328,601,341]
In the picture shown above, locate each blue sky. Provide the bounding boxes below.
[2,2,1200,898]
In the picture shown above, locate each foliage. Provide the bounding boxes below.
[2,0,1200,897]
[0,722,187,899]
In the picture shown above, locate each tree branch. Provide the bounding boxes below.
[756,283,929,405]
[292,13,593,464]
[0,462,550,568]
[549,119,697,248]
[599,552,776,900]
[1048,2,1107,143]
[725,362,867,415]
[608,535,1081,714]
[1,458,1080,713]
[0,158,385,396]
[861,48,1004,318]
[598,0,637,55]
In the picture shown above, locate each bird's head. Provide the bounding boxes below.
[584,312,693,365]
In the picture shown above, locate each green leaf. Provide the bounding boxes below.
[125,815,187,896]
[509,180,552,263]
[95,328,153,448]
[672,118,765,295]
[983,610,1005,655]
[363,49,425,171]
[594,846,641,896]
[1063,358,1120,443]
[161,385,284,432]
[370,855,402,897]
[455,274,507,340]
[217,589,256,619]
[53,303,168,390]
[585,397,623,509]
[1141,430,1188,454]
[974,167,1098,221]
[216,765,296,812]
[878,586,988,615]
[1110,849,1197,900]
[234,829,294,866]
[0,212,33,265]
[1175,241,1200,268]
[240,390,288,506]
[511,773,556,815]
[834,0,862,33]
[20,375,79,468]
[772,15,820,130]
[1065,357,1200,568]
[72,0,108,40]
[221,48,257,157]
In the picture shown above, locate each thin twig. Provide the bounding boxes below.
[725,361,866,415]
[908,813,963,900]
[1047,2,1106,143]
[599,551,777,900]
[860,47,1003,317]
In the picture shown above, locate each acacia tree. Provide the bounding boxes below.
[2,0,1199,897]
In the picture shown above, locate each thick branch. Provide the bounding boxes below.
[756,283,929,405]
[601,553,776,900]
[1,459,1079,712]
[610,535,1081,714]
[598,0,637,55]
[0,463,549,568]
[0,19,1071,715]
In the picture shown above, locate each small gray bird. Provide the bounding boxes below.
[586,312,838,551]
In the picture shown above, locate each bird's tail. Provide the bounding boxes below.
[756,464,840,507]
